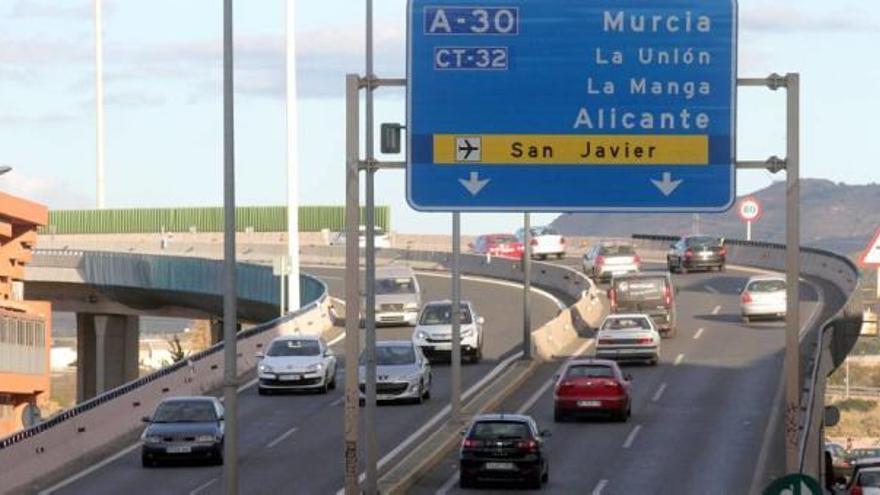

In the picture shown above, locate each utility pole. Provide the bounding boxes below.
[94,0,105,209]
[285,0,301,312]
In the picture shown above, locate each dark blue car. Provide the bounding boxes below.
[140,396,225,467]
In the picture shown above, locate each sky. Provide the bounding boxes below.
[0,0,878,234]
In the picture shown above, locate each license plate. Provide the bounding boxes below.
[577,400,601,408]
[280,374,303,382]
[166,445,192,454]
[485,462,515,471]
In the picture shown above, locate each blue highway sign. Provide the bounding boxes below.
[407,0,738,212]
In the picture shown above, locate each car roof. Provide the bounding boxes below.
[423,299,473,307]
[473,413,533,423]
[746,275,785,282]
[376,265,415,277]
[160,396,216,403]
[375,340,414,348]
[613,272,670,280]
[271,333,321,343]
[565,358,618,368]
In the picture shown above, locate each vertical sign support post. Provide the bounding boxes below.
[285,0,301,313]
[363,2,379,494]
[523,213,532,359]
[451,212,462,421]
[94,0,105,209]
[343,74,361,495]
[747,220,752,242]
[784,73,801,473]
[221,0,238,491]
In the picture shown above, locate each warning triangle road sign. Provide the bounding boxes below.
[860,229,880,267]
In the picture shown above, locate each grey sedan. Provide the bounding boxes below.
[359,341,431,405]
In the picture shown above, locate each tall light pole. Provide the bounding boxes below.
[285,0,301,312]
[94,0,106,209]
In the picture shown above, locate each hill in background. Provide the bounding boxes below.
[550,179,880,255]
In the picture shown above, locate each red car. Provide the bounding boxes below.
[553,359,631,422]
[469,234,525,260]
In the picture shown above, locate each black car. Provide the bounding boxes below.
[140,396,225,467]
[459,413,550,489]
[666,236,727,273]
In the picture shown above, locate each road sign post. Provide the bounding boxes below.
[407,0,737,212]
[523,213,532,359]
[738,196,763,241]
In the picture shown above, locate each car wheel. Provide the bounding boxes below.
[554,407,565,423]
[213,447,224,466]
[743,316,751,325]
[529,468,543,490]
[649,356,659,366]
[679,260,688,274]
[415,382,425,405]
[258,386,270,396]
[141,454,154,468]
[542,463,550,483]
[358,398,365,407]
[329,371,337,390]
[472,344,483,364]
[321,375,331,394]
[719,264,726,272]
[556,253,564,260]
[423,381,431,400]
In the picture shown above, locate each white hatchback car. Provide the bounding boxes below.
[412,300,484,363]
[595,314,661,365]
[256,335,337,395]
[740,276,786,324]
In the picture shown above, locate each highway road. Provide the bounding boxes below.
[411,261,839,495]
[46,266,564,495]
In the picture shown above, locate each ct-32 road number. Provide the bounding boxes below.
[434,47,508,70]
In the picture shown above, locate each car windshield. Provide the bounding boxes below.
[491,235,518,245]
[603,317,651,331]
[376,277,416,295]
[153,401,216,423]
[419,304,473,325]
[267,339,321,357]
[614,279,665,302]
[362,345,416,366]
[566,365,615,379]
[470,421,530,440]
[686,236,721,248]
[748,280,786,292]
[859,471,880,487]
[600,245,635,256]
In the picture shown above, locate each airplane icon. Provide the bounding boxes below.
[455,137,481,162]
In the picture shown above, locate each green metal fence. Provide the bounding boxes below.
[40,206,390,234]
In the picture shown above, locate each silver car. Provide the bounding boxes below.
[359,341,431,405]
[740,275,786,324]
[373,265,422,326]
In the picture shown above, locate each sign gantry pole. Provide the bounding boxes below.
[784,73,801,473]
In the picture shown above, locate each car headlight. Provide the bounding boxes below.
[307,363,324,372]
[415,331,428,340]
[259,364,274,373]
[143,435,162,444]
[405,303,419,311]
[196,434,218,443]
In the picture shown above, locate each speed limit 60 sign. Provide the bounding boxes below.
[738,197,763,222]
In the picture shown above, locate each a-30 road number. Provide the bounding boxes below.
[424,7,519,35]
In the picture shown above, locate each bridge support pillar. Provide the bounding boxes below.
[76,313,140,402]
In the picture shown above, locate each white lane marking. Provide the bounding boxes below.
[330,396,345,407]
[592,479,609,495]
[693,328,705,340]
[38,443,141,495]
[622,425,642,449]
[434,338,596,494]
[711,305,722,315]
[266,426,298,449]
[435,471,460,495]
[705,285,719,294]
[336,350,526,495]
[190,478,218,495]
[237,377,259,394]
[673,354,685,366]
[651,383,668,402]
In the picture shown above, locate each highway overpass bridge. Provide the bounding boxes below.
[0,236,863,494]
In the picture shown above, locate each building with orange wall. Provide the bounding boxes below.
[0,191,51,437]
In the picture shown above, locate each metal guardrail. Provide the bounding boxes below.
[826,385,880,398]
[0,274,328,451]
